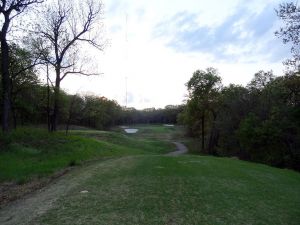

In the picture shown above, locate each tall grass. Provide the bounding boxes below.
[0,127,173,183]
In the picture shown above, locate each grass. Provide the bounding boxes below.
[70,129,174,154]
[115,124,186,140]
[124,124,204,155]
[1,125,300,224]
[33,155,300,225]
[0,127,173,183]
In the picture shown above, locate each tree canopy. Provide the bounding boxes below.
[276,2,300,72]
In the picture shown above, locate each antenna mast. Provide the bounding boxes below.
[124,13,128,107]
[125,77,128,107]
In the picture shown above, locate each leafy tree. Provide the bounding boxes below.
[247,70,275,120]
[65,94,84,134]
[0,0,43,132]
[118,106,183,125]
[0,43,43,128]
[248,70,275,90]
[216,84,249,157]
[9,44,41,128]
[78,95,121,130]
[181,68,300,170]
[185,68,222,153]
[164,105,184,124]
[276,2,300,72]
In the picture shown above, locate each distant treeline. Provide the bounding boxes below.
[121,106,183,125]
[0,80,183,130]
[179,68,300,171]
[0,43,183,130]
[1,43,299,171]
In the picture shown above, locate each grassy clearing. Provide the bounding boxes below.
[1,125,300,224]
[124,124,204,155]
[0,127,173,183]
[71,129,174,155]
[125,124,204,155]
[32,155,300,225]
[115,124,186,140]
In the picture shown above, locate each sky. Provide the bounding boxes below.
[61,0,291,109]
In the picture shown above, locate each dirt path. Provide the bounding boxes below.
[0,158,119,225]
[166,142,188,156]
[0,142,188,224]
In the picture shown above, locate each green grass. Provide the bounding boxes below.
[115,124,185,140]
[1,125,300,224]
[33,155,300,225]
[0,127,173,183]
[181,138,204,155]
[70,129,175,154]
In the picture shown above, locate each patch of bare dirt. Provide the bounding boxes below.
[0,168,72,208]
[0,157,120,225]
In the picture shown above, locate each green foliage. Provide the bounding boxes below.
[120,105,183,125]
[0,43,44,127]
[248,70,275,90]
[216,84,249,156]
[81,95,122,129]
[187,67,222,97]
[181,68,222,153]
[276,2,300,71]
[182,69,300,170]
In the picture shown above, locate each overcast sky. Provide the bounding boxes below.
[61,0,291,109]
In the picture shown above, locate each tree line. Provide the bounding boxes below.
[179,69,300,170]
[1,0,299,172]
[1,0,104,132]
[177,2,300,170]
[0,44,182,130]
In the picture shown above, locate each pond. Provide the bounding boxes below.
[124,128,139,134]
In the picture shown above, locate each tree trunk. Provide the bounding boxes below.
[208,111,218,155]
[46,65,51,131]
[12,106,17,129]
[10,78,17,129]
[51,68,61,131]
[66,95,76,135]
[1,33,11,132]
[201,112,205,152]
[65,115,71,135]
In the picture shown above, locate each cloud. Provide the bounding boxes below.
[107,0,128,16]
[126,92,135,104]
[135,8,145,21]
[109,24,122,33]
[153,3,289,63]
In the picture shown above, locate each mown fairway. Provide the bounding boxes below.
[0,125,300,225]
[4,155,299,225]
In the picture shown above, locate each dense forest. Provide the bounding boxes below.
[178,2,300,170]
[0,1,299,171]
[179,69,300,170]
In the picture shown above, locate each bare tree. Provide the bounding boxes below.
[34,0,104,131]
[0,0,43,132]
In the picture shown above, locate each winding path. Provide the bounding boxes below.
[0,142,189,225]
[166,142,188,156]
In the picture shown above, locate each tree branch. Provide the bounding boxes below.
[61,70,102,81]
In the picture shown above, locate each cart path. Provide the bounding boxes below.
[166,142,188,156]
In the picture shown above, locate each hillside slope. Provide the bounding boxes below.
[1,155,299,225]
